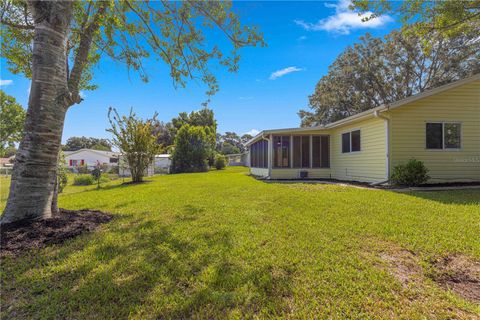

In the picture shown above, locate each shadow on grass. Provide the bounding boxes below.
[402,189,480,205]
[2,212,296,318]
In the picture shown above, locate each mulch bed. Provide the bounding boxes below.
[1,209,113,257]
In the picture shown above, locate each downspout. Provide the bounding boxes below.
[373,110,390,185]
[261,133,271,179]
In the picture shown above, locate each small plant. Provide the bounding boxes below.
[73,174,95,186]
[214,154,227,170]
[91,162,102,189]
[391,159,430,187]
[76,164,89,174]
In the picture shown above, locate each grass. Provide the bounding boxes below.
[1,167,479,319]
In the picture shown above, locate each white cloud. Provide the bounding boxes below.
[269,66,304,80]
[238,96,254,100]
[294,0,392,35]
[298,35,307,41]
[0,79,13,86]
[79,91,87,99]
[244,129,260,136]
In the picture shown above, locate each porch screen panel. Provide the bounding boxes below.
[293,136,302,167]
[312,135,330,168]
[301,136,310,168]
[273,136,290,168]
[320,136,330,168]
[250,140,267,168]
[263,140,268,168]
[312,136,321,167]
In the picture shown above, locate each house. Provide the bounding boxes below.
[226,153,249,166]
[246,74,480,184]
[118,154,171,177]
[154,154,171,173]
[64,149,120,169]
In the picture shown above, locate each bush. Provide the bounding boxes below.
[73,173,109,186]
[214,154,227,170]
[391,159,430,187]
[171,124,210,173]
[76,164,89,174]
[73,174,95,185]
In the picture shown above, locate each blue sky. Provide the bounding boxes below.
[0,1,399,141]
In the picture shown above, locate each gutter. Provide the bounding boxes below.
[373,110,390,185]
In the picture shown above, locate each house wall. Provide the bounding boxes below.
[330,117,387,183]
[65,150,111,167]
[389,80,480,183]
[270,168,330,179]
[250,167,269,178]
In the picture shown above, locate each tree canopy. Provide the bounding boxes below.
[63,136,112,151]
[1,0,265,101]
[352,0,480,38]
[0,90,26,154]
[299,28,480,126]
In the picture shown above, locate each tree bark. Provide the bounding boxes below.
[1,1,73,224]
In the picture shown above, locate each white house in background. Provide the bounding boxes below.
[154,154,171,173]
[118,154,171,177]
[225,153,249,166]
[64,149,120,168]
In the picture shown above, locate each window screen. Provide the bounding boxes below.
[444,123,461,149]
[342,133,350,153]
[426,123,443,149]
[351,130,361,152]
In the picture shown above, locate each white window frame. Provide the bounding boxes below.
[341,129,361,154]
[425,121,462,151]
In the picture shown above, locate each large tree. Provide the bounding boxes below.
[0,90,26,155]
[299,29,480,126]
[0,1,263,223]
[352,0,480,38]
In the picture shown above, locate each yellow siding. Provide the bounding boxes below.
[330,117,387,183]
[390,80,480,183]
[270,168,331,179]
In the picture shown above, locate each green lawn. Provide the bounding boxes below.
[1,167,479,319]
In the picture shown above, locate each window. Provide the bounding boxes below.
[312,136,330,168]
[273,136,290,168]
[342,130,361,153]
[109,157,118,163]
[426,122,461,150]
[292,136,310,168]
[351,130,361,152]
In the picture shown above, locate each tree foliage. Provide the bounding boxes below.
[352,0,480,38]
[299,29,480,126]
[1,0,265,101]
[107,108,161,183]
[171,124,211,173]
[63,136,112,151]
[216,132,251,154]
[0,90,26,152]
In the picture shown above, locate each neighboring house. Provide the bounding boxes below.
[64,149,120,169]
[246,74,480,184]
[226,153,249,166]
[0,157,14,167]
[118,154,171,177]
[154,154,171,173]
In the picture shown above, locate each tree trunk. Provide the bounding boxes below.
[1,1,73,224]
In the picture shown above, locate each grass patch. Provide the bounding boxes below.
[1,167,479,318]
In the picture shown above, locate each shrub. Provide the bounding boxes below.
[57,150,68,193]
[214,154,227,170]
[391,159,430,187]
[107,107,160,183]
[76,164,89,174]
[171,124,210,173]
[73,174,95,186]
